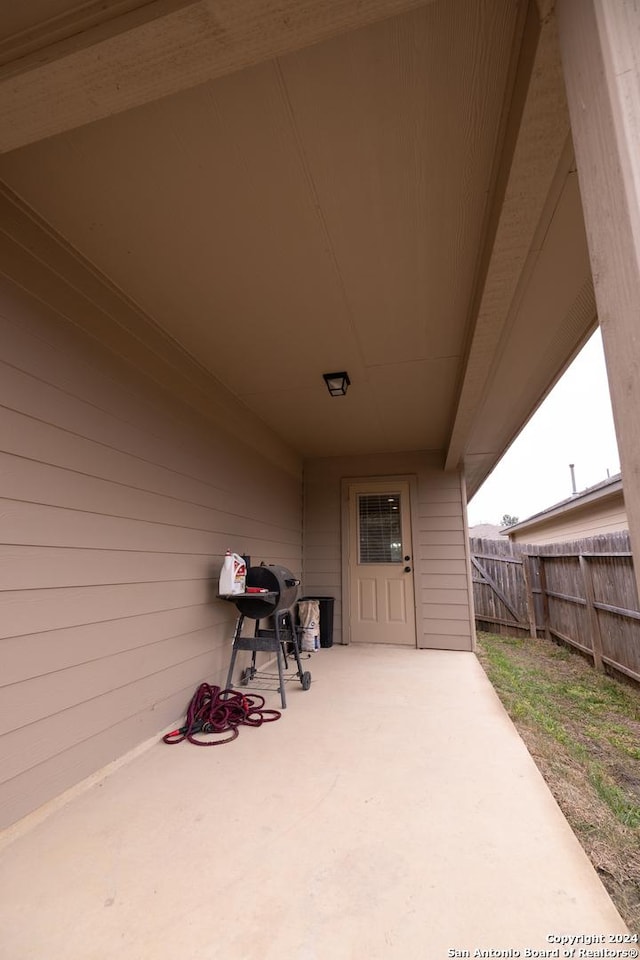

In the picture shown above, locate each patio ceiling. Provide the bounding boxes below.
[0,0,596,487]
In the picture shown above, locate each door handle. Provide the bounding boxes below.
[404,555,411,562]
[404,566,412,573]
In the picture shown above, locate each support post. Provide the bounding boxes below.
[557,0,640,604]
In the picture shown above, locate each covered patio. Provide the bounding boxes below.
[0,644,626,957]
[2,0,640,945]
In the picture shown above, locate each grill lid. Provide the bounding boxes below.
[232,563,300,619]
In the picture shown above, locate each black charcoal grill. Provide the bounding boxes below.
[221,563,311,708]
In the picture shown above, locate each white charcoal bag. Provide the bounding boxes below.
[297,599,320,652]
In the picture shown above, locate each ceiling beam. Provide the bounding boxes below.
[0,0,433,153]
[0,1,186,70]
[445,4,572,479]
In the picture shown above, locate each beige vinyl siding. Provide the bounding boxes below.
[0,278,302,830]
[509,495,627,545]
[303,452,473,650]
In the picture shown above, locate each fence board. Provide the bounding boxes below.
[580,553,604,672]
[470,533,640,683]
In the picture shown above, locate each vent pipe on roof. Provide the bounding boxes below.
[569,463,577,495]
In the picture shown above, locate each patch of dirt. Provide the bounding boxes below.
[476,632,640,933]
[520,722,640,928]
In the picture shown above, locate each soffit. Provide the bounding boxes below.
[443,10,597,499]
[467,173,594,452]
[0,0,522,459]
[446,11,573,474]
[463,169,597,499]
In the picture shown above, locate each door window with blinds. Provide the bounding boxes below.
[357,493,403,563]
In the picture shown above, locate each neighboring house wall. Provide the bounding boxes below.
[303,452,473,651]
[0,279,302,830]
[508,494,627,545]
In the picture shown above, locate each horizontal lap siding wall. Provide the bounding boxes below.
[303,452,473,650]
[510,495,628,545]
[0,280,302,830]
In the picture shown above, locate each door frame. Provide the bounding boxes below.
[340,473,420,646]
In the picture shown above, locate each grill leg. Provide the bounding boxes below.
[280,641,289,671]
[226,647,238,691]
[290,632,305,680]
[275,644,287,708]
[225,614,244,690]
[273,618,287,709]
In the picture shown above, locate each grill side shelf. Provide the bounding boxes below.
[218,592,278,600]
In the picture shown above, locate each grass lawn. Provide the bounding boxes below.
[476,630,640,933]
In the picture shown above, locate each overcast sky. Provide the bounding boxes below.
[467,327,620,527]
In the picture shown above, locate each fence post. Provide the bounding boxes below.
[522,555,537,638]
[537,557,552,641]
[579,553,605,672]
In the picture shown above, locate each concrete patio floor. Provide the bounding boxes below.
[0,644,628,959]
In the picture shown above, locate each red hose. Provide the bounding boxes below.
[163,683,281,746]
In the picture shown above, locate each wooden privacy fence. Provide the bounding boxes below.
[470,533,640,684]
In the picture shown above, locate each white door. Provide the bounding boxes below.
[348,480,416,646]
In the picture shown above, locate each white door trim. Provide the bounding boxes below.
[340,474,420,646]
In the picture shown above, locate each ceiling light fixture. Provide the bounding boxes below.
[323,371,351,397]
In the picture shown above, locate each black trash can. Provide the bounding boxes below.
[300,596,335,648]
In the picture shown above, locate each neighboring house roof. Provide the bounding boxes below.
[504,473,624,537]
[469,524,506,540]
